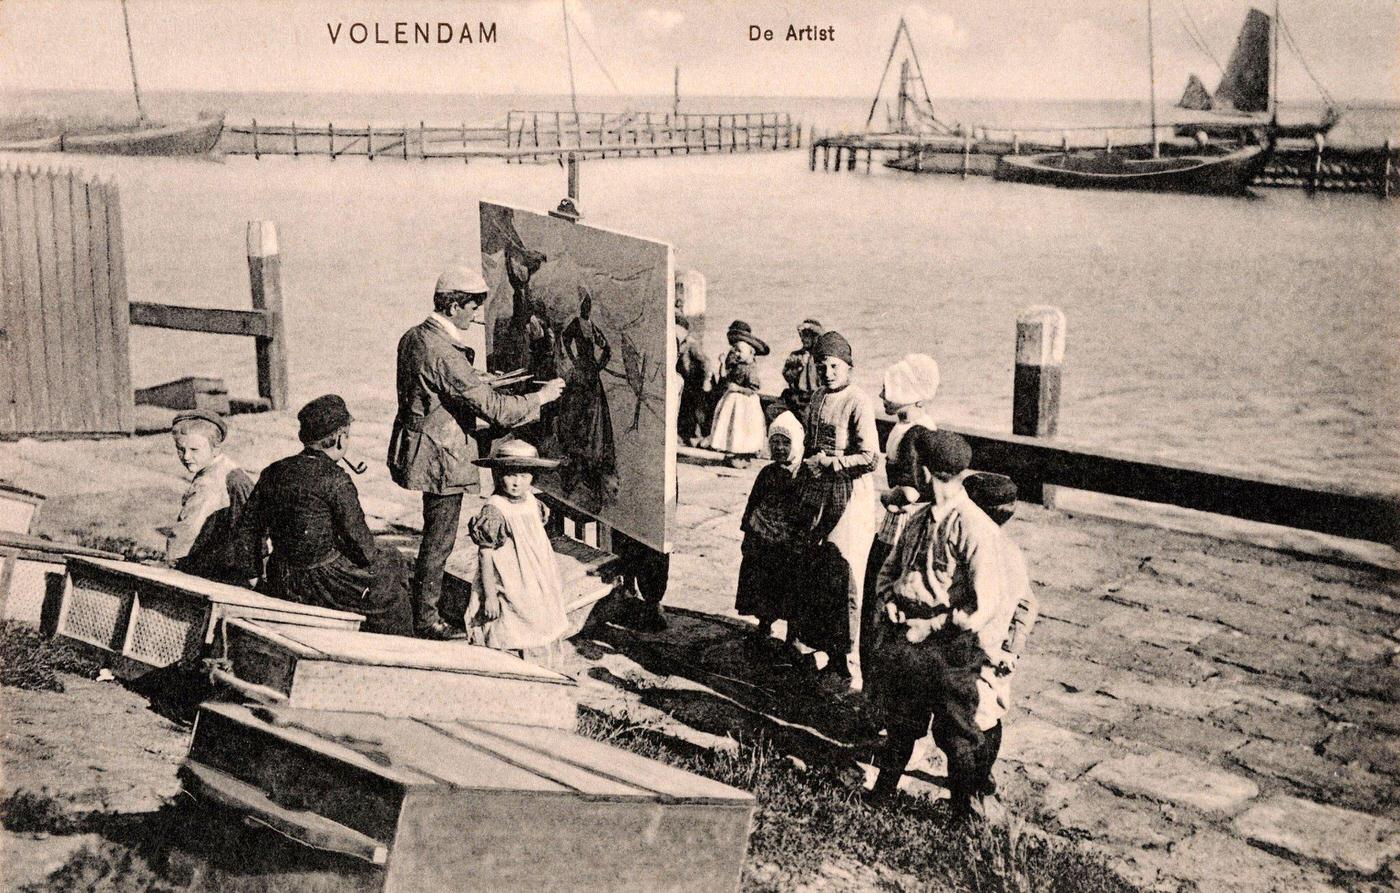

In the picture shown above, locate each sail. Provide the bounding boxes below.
[1178,74,1214,110]
[1213,8,1271,113]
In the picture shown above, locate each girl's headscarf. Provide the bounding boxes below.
[767,410,805,462]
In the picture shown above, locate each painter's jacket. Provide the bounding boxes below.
[387,319,540,495]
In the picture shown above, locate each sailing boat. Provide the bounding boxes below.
[0,0,223,156]
[1174,7,1339,140]
[994,0,1271,196]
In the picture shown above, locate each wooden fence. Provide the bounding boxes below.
[0,165,133,437]
[222,111,801,162]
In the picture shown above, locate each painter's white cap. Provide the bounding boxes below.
[435,264,488,295]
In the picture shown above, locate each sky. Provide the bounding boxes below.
[1,0,1395,104]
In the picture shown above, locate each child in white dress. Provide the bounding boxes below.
[467,440,569,657]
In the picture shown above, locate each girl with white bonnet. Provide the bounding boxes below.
[861,353,941,678]
[735,411,806,655]
[790,330,880,690]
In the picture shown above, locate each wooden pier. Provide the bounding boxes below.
[221,111,801,163]
[811,129,1400,196]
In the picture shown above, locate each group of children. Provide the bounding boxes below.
[163,406,574,659]
[730,327,1039,820]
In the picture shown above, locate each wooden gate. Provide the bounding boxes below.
[0,165,133,437]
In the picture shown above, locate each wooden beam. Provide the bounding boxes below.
[754,394,1400,546]
[129,302,272,337]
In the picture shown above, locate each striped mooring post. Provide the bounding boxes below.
[1013,305,1066,503]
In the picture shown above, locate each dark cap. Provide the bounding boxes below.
[171,408,228,443]
[814,330,854,367]
[913,429,972,478]
[798,318,824,334]
[298,394,354,444]
[965,471,1017,524]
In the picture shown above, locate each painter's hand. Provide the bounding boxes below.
[884,600,906,625]
[537,378,565,404]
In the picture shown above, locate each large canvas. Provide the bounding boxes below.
[480,201,676,552]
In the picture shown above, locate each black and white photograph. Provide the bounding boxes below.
[0,1,1396,890]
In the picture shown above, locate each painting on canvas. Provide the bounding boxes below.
[480,201,676,551]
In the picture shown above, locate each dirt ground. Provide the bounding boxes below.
[2,406,1398,892]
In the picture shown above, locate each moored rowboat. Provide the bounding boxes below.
[994,143,1271,196]
[0,114,224,156]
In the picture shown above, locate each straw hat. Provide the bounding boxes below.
[472,438,566,470]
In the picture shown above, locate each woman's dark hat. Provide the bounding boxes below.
[298,394,353,444]
[729,330,770,356]
[473,438,567,470]
[814,331,854,367]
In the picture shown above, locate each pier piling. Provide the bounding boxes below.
[1013,305,1066,504]
[246,221,288,410]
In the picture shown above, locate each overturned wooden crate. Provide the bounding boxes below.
[183,703,755,892]
[214,619,579,728]
[0,483,45,535]
[0,534,122,629]
[57,558,362,676]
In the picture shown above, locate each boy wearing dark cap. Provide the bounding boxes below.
[238,395,413,636]
[165,409,254,584]
[867,431,1014,819]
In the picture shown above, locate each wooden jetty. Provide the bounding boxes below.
[220,111,801,163]
[182,702,755,890]
[812,130,1399,197]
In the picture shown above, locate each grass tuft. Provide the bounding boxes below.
[0,620,100,692]
[577,710,1141,893]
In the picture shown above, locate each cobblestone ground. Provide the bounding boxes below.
[5,406,1398,892]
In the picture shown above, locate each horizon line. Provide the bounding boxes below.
[5,86,1395,109]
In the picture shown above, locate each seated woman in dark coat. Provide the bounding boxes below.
[237,395,413,636]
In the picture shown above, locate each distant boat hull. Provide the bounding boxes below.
[0,115,224,157]
[994,144,1271,196]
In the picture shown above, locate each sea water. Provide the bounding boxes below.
[5,90,1398,490]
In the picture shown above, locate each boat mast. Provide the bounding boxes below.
[562,0,578,119]
[673,65,680,118]
[119,0,146,122]
[1271,0,1281,126]
[1147,0,1159,157]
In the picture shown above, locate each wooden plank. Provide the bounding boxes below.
[52,171,93,430]
[181,761,388,864]
[69,557,365,621]
[424,721,652,798]
[0,531,122,559]
[246,622,572,682]
[33,171,70,431]
[128,302,272,336]
[286,659,580,727]
[14,170,50,430]
[0,170,17,434]
[102,180,134,432]
[70,174,106,430]
[478,722,754,802]
[85,180,115,430]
